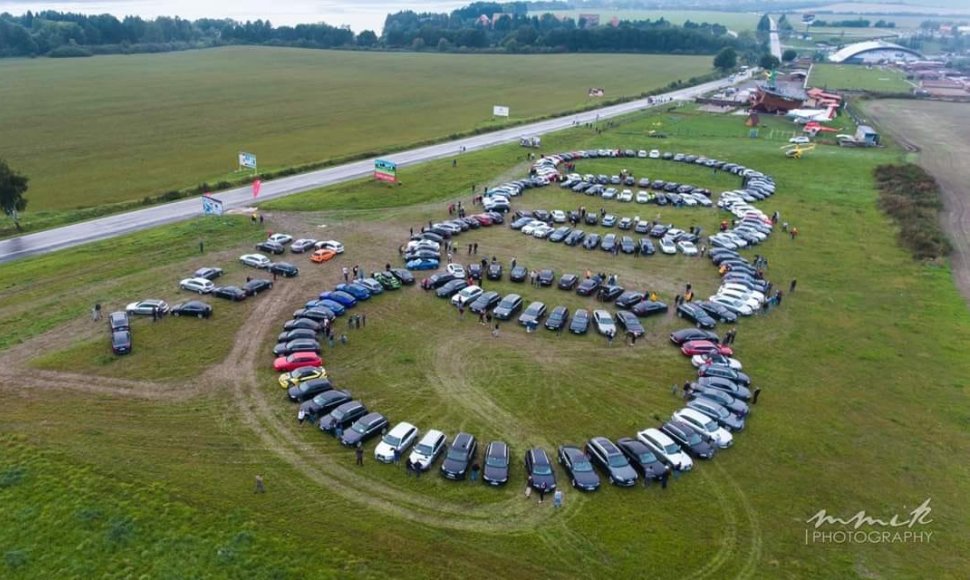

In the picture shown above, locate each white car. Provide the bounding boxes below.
[315,240,345,253]
[673,408,733,448]
[637,428,694,471]
[407,239,440,252]
[445,263,466,278]
[240,253,271,269]
[721,283,765,303]
[374,422,419,463]
[692,194,713,207]
[659,237,677,255]
[592,310,616,336]
[451,285,482,307]
[677,240,698,256]
[550,210,567,223]
[267,233,293,245]
[649,149,661,159]
[521,220,547,236]
[601,188,617,200]
[618,189,633,202]
[179,277,215,294]
[637,149,648,158]
[409,429,447,471]
[680,195,698,207]
[735,227,767,242]
[635,190,651,204]
[691,354,743,370]
[789,135,811,144]
[709,295,754,316]
[532,224,555,239]
[716,288,762,309]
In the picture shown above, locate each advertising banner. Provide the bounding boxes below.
[374,159,397,183]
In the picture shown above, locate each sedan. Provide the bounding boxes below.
[269,262,299,278]
[576,277,602,296]
[435,279,468,299]
[557,445,600,492]
[677,240,698,256]
[661,420,717,460]
[170,300,212,319]
[687,399,745,432]
[492,294,523,320]
[310,249,337,263]
[268,233,293,245]
[486,262,503,280]
[297,389,351,422]
[242,279,273,296]
[469,291,501,314]
[537,270,555,286]
[544,306,569,331]
[524,448,557,491]
[126,299,169,316]
[290,238,317,253]
[240,254,272,269]
[315,240,345,254]
[636,428,694,471]
[631,300,668,317]
[696,301,738,324]
[406,258,439,271]
[697,365,751,385]
[287,377,333,403]
[111,330,132,355]
[518,301,547,327]
[586,437,638,487]
[582,233,601,250]
[638,238,656,255]
[669,328,720,345]
[482,441,510,486]
[179,277,215,294]
[273,338,321,357]
[274,352,323,372]
[193,267,223,280]
[569,309,590,334]
[696,377,752,401]
[659,237,677,255]
[509,266,528,283]
[673,408,733,449]
[341,412,390,447]
[373,271,402,290]
[691,386,750,417]
[676,303,717,329]
[615,311,645,337]
[212,286,247,301]
[615,437,668,481]
[592,310,616,336]
[374,422,419,463]
[319,401,368,435]
[278,365,326,389]
[691,353,743,371]
[335,283,371,300]
[390,268,415,285]
[681,340,733,357]
[319,290,356,307]
[255,241,285,255]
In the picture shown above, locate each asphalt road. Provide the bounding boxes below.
[0,74,744,264]
[768,17,782,60]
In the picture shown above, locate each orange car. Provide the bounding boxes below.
[310,249,337,263]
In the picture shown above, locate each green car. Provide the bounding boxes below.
[374,271,402,290]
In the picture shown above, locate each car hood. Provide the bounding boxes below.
[440,458,468,474]
[374,442,396,458]
[483,464,508,482]
[409,452,433,469]
[529,473,556,489]
[573,470,600,490]
[341,431,364,445]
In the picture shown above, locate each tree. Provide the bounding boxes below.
[757,14,771,33]
[0,159,29,232]
[356,30,378,47]
[782,48,797,62]
[714,47,737,70]
[760,54,781,70]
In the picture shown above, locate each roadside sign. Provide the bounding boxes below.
[375,159,397,183]
[202,195,224,216]
[238,152,257,170]
[493,105,510,117]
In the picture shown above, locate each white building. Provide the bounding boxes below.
[828,41,924,64]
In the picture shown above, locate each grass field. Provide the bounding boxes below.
[2,106,970,577]
[0,47,712,216]
[808,63,913,92]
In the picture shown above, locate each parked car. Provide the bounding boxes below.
[452,285,483,307]
[374,422,419,463]
[268,233,293,245]
[390,268,415,285]
[569,308,590,334]
[255,240,286,255]
[374,271,402,290]
[696,377,752,401]
[636,428,694,471]
[697,365,751,385]
[179,277,215,294]
[436,279,468,299]
[518,301,547,327]
[537,269,555,286]
[274,352,323,372]
[290,238,317,253]
[341,412,390,447]
[240,253,272,269]
[586,437,638,487]
[170,300,212,319]
[492,294,524,320]
[673,408,733,448]
[576,276,603,296]
[409,429,448,471]
[486,262,503,280]
[592,310,616,336]
[269,262,299,278]
[669,328,720,345]
[524,448,557,491]
[691,385,750,417]
[544,306,569,331]
[273,338,321,357]
[310,249,337,263]
[315,240,345,254]
[615,311,645,337]
[111,330,132,355]
[677,303,717,329]
[509,265,528,283]
[193,267,223,280]
[278,365,326,389]
[287,378,332,403]
[319,401,368,435]
[482,441,511,486]
[660,420,717,460]
[469,291,501,314]
[631,300,668,317]
[108,311,129,331]
[441,432,477,480]
[242,279,274,296]
[615,437,668,481]
[406,258,439,270]
[687,398,745,432]
[557,445,600,492]
[125,299,169,316]
[681,340,733,357]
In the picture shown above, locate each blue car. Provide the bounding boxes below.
[319,290,356,307]
[407,258,439,271]
[335,283,371,300]
[316,299,346,316]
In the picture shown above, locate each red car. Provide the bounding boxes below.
[472,214,494,226]
[273,352,323,372]
[680,340,733,357]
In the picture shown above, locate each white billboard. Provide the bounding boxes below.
[238,152,257,169]
[493,105,510,117]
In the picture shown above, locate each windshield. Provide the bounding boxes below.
[352,422,368,434]
[639,452,658,464]
[485,456,506,468]
[383,435,400,447]
[573,460,592,472]
[415,444,432,456]
[607,455,627,468]
[331,409,346,420]
[532,464,552,476]
[446,449,467,461]
[685,432,702,445]
[664,443,680,455]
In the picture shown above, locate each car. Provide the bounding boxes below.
[280,328,319,346]
[297,388,352,423]
[310,249,338,263]
[466,263,483,281]
[242,278,273,296]
[618,190,633,203]
[550,209,567,223]
[696,377,752,401]
[287,377,332,403]
[335,283,371,300]
[557,445,600,492]
[178,277,215,295]
[586,437,638,487]
[688,398,745,432]
[600,233,617,252]
[240,253,272,269]
[584,213,599,226]
[283,318,321,333]
[481,441,511,486]
[615,437,669,481]
[319,290,357,308]
[536,269,555,286]
[435,279,468,298]
[255,240,286,255]
[373,271,402,290]
[468,291,501,314]
[273,352,323,372]
[661,420,717,460]
[681,340,733,357]
[290,238,317,253]
[620,236,636,254]
[635,190,651,204]
[677,240,698,256]
[111,330,132,355]
[638,238,656,255]
[708,295,753,317]
[659,237,677,255]
[293,306,335,323]
[452,285,483,307]
[108,311,130,331]
[524,448,557,491]
[614,311,645,337]
[125,299,169,316]
[409,429,448,471]
[558,273,579,290]
[509,265,528,283]
[548,227,572,243]
[315,240,345,254]
[486,262,503,280]
[492,294,523,320]
[267,233,293,245]
[273,338,321,357]
[631,300,668,317]
[617,218,633,231]
[669,328,720,345]
[390,268,415,285]
[676,303,717,329]
[440,432,477,480]
[341,412,390,447]
[564,230,585,246]
[518,301,547,327]
[569,308,590,334]
[696,301,739,324]
[278,365,326,388]
[319,401,368,435]
[358,278,384,295]
[374,422,419,463]
[544,306,569,331]
[269,262,299,278]
[691,385,750,417]
[637,428,694,471]
[445,263,466,278]
[789,135,811,144]
[420,273,455,291]
[170,300,212,319]
[406,258,439,270]
[673,408,733,449]
[592,310,616,336]
[601,214,617,227]
[575,276,602,296]
[598,285,624,302]
[193,267,224,280]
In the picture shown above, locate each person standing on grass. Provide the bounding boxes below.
[355,443,364,466]
[538,482,547,503]
[789,279,797,293]
[553,489,563,508]
[752,388,762,404]
[254,475,266,494]
[607,329,615,347]
[660,466,671,490]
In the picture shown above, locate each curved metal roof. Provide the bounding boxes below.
[829,41,923,63]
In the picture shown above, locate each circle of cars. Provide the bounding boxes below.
[278,147,777,492]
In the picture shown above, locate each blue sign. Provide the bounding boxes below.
[202,195,224,216]
[238,152,257,169]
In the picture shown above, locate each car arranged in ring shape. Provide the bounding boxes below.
[319,401,368,435]
[557,445,600,492]
[586,437,638,487]
[374,422,419,463]
[525,447,557,491]
[341,412,389,447]
[409,429,448,471]
[441,432,477,480]
[126,299,169,316]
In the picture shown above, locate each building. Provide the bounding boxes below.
[828,41,924,64]
[751,82,807,113]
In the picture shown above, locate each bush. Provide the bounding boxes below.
[47,45,93,58]
[874,164,951,259]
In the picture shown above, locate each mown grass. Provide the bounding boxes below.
[808,63,913,93]
[2,106,969,577]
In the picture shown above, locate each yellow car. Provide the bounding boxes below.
[278,366,327,389]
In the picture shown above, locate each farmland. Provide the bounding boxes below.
[2,107,969,578]
[0,47,712,216]
[808,63,913,93]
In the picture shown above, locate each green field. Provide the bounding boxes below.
[2,106,969,577]
[0,47,712,216]
[546,9,760,31]
[808,63,913,92]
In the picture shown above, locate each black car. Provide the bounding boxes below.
[510,216,533,230]
[631,300,669,317]
[544,306,569,331]
[697,301,739,323]
[688,399,745,432]
[695,377,753,401]
[582,233,601,250]
[558,274,579,290]
[441,432,477,480]
[108,311,130,331]
[213,286,247,301]
[649,224,669,238]
[557,445,600,492]
[111,329,132,355]
[584,213,599,225]
[638,238,656,255]
[287,378,333,403]
[537,269,555,286]
[616,437,669,481]
[467,263,483,281]
[569,309,590,334]
[482,441,510,486]
[256,240,285,255]
[524,448,557,491]
[669,328,719,345]
[697,365,751,386]
[586,437,638,487]
[548,227,572,243]
[298,389,352,422]
[564,230,586,246]
[243,279,274,296]
[293,307,335,322]
[284,318,321,333]
[509,266,528,283]
[518,301,547,327]
[170,300,213,319]
[269,262,299,278]
[576,276,603,296]
[598,285,624,302]
[600,234,617,252]
[677,303,717,329]
[340,412,389,447]
[493,294,523,320]
[278,328,317,343]
[469,291,501,314]
[273,338,321,357]
[390,268,415,285]
[620,236,635,254]
[422,272,456,290]
[193,267,224,280]
[435,279,468,298]
[615,311,645,337]
[319,400,368,435]
[661,420,717,460]
[615,291,644,310]
[486,262,503,280]
[691,385,750,417]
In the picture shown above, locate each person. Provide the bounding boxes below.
[259,214,264,224]
[452,159,457,167]
[524,483,533,499]
[683,382,693,401]
[254,474,266,494]
[649,291,658,302]
[405,458,414,477]
[752,387,762,404]
[553,489,563,508]
[660,466,671,490]
[473,242,478,254]
[538,481,547,503]
[199,240,204,254]
[607,328,615,347]
[328,335,335,349]
[355,445,364,466]
[362,314,367,327]
[342,266,349,282]
[151,305,158,322]
[789,279,797,293]
[393,448,400,465]
[491,323,500,337]
[272,271,278,281]
[458,306,465,319]
[91,306,98,322]
[470,463,480,481]
[790,226,799,240]
[776,289,784,306]
[251,213,257,224]
[340,334,348,345]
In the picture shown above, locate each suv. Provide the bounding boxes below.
[340,412,389,447]
[409,429,447,471]
[319,401,368,435]
[585,437,638,487]
[661,420,716,460]
[108,311,129,332]
[524,447,557,491]
[374,422,419,463]
[636,428,694,471]
[441,432,477,480]
[482,441,510,486]
[492,294,524,320]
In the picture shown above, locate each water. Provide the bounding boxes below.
[1,0,467,33]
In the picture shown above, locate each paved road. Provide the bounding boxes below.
[0,75,742,264]
[768,17,782,60]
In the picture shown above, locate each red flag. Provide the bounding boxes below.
[252,179,262,197]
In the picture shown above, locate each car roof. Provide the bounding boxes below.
[419,429,445,444]
[530,448,550,462]
[487,441,508,455]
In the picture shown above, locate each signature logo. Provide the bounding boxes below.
[804,499,934,544]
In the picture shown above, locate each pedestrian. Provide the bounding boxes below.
[405,458,414,476]
[410,227,414,237]
[524,483,533,500]
[458,306,465,319]
[452,159,457,167]
[254,474,266,493]
[199,240,204,254]
[352,265,358,278]
[151,305,158,322]
[470,463,480,481]
[328,335,335,349]
[607,329,615,347]
[251,213,257,224]
[683,381,693,400]
[473,242,478,254]
[791,226,799,240]
[447,252,453,263]
[752,387,762,404]
[468,243,473,255]
[479,312,486,325]
[538,482,547,503]
[486,312,493,324]
[342,266,349,282]
[362,314,366,327]
[511,257,517,269]
[355,445,364,466]
[491,322,500,337]
[273,271,278,281]
[259,214,264,224]
[789,279,797,293]
[776,290,784,306]
[340,334,348,345]
[553,489,563,508]
[660,466,671,490]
